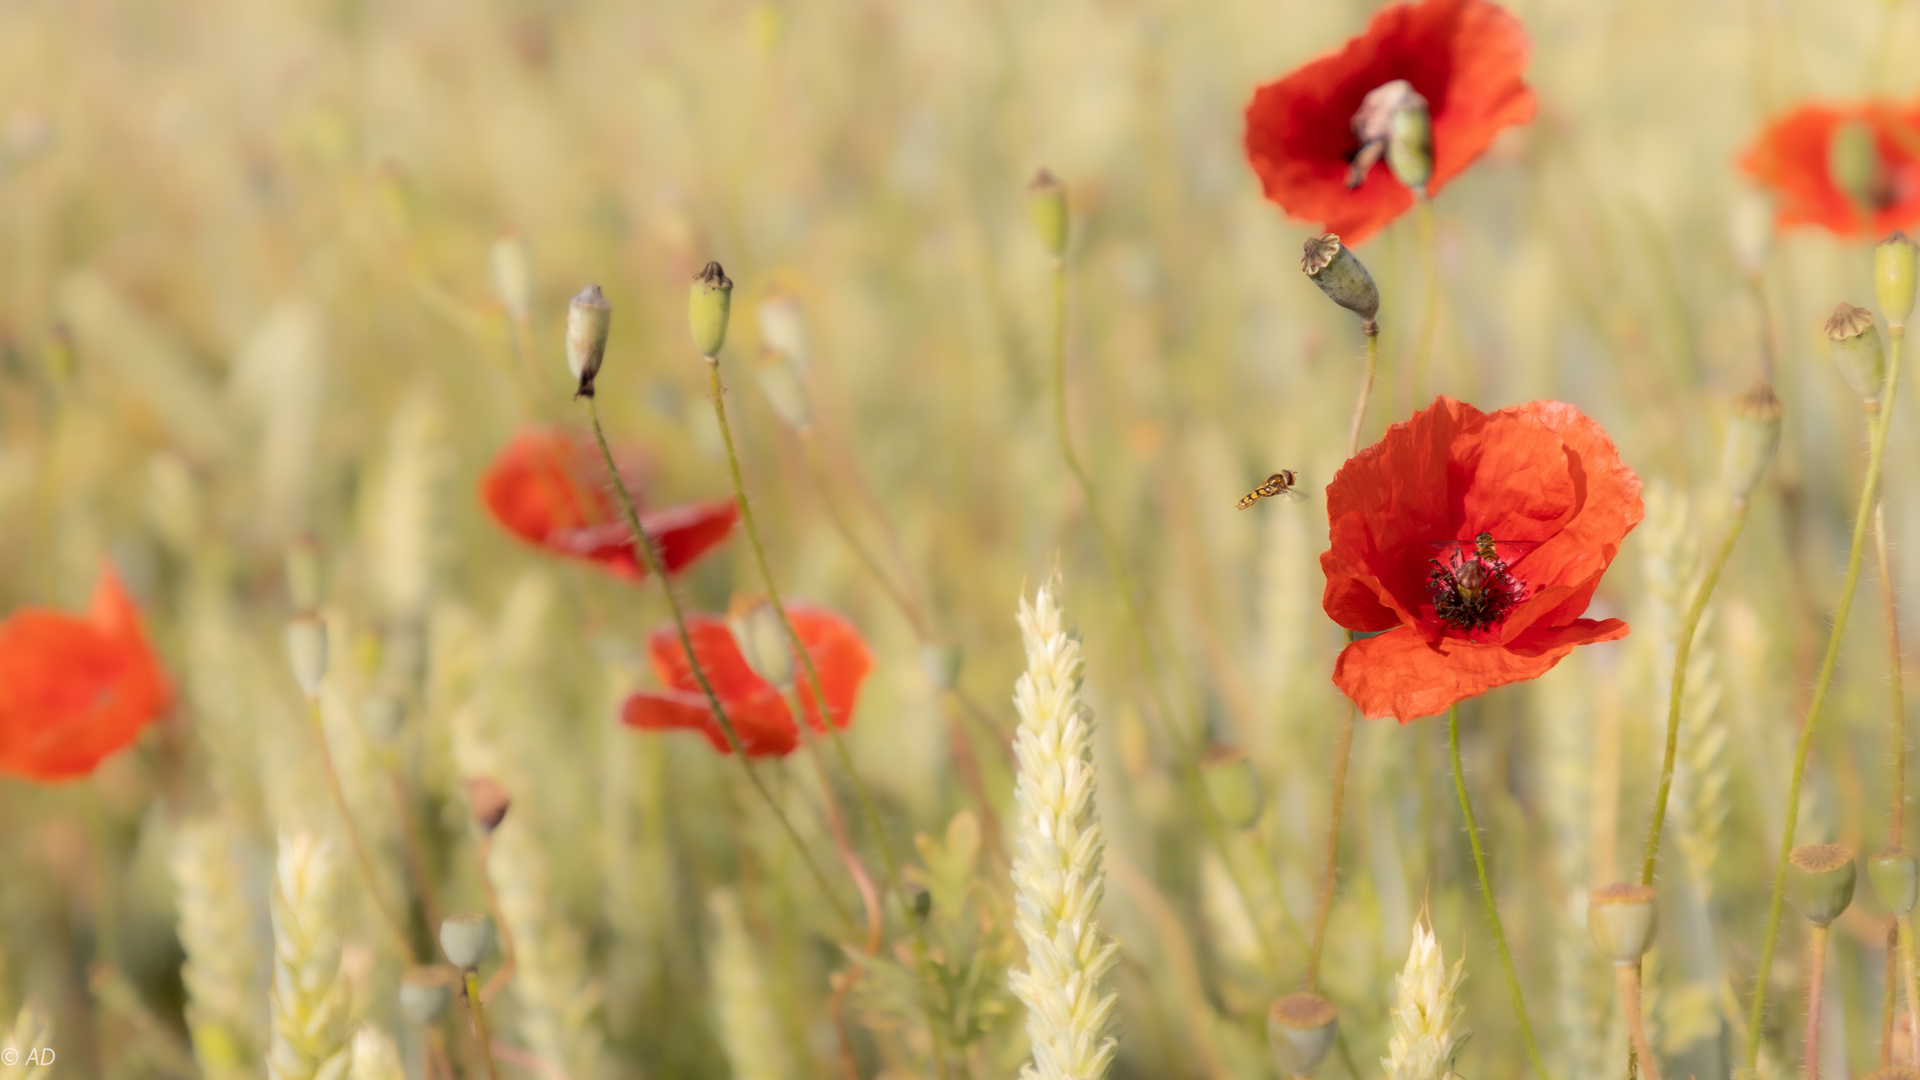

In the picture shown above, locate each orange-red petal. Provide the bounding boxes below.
[1740,102,1920,237]
[1333,617,1626,721]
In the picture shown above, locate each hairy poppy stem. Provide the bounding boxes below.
[1640,501,1749,885]
[475,832,517,1005]
[1347,325,1380,458]
[306,696,415,958]
[1748,332,1904,1071]
[461,969,502,1080]
[1804,923,1829,1080]
[583,396,857,934]
[1616,961,1663,1080]
[1878,500,1907,852]
[1448,703,1551,1080]
[1410,195,1440,406]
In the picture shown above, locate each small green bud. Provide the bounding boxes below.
[1787,843,1857,927]
[1871,848,1919,916]
[1268,992,1339,1077]
[565,284,612,398]
[1878,232,1918,329]
[1200,743,1264,830]
[1586,882,1658,964]
[398,967,451,1025]
[727,594,792,689]
[438,913,495,971]
[689,261,734,358]
[1829,120,1881,214]
[286,534,324,612]
[286,614,329,698]
[1723,380,1782,505]
[1387,94,1433,193]
[1301,234,1380,327]
[919,643,964,691]
[1027,169,1068,258]
[1826,302,1886,401]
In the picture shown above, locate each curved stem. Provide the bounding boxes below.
[1617,962,1664,1080]
[1449,703,1550,1080]
[462,969,502,1080]
[1747,341,1905,1069]
[307,696,414,957]
[1348,326,1381,458]
[1641,501,1750,884]
[584,396,855,933]
[1410,196,1440,407]
[476,832,518,1005]
[1306,703,1356,991]
[1804,924,1830,1080]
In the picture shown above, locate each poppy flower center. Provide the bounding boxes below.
[1347,79,1425,189]
[1426,532,1526,633]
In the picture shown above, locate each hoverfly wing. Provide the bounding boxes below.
[1276,485,1308,502]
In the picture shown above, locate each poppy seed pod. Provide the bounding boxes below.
[1723,380,1783,505]
[919,643,963,692]
[565,284,612,398]
[1200,743,1265,829]
[438,913,495,971]
[1027,169,1068,258]
[491,233,532,323]
[1787,844,1857,927]
[728,595,793,689]
[1871,848,1920,916]
[754,349,813,433]
[1827,302,1887,401]
[1268,992,1339,1077]
[286,614,328,698]
[1829,119,1881,213]
[1387,94,1434,193]
[689,262,734,358]
[1586,882,1658,964]
[286,535,324,612]
[398,968,450,1025]
[1301,234,1380,326]
[461,776,512,835]
[1878,232,1919,329]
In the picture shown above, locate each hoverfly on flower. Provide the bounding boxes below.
[1238,470,1306,508]
[1425,532,1540,633]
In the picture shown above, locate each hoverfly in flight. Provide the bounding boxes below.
[1237,470,1305,509]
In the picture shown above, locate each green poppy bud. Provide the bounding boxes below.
[398,968,451,1025]
[689,262,734,359]
[286,614,328,698]
[1027,169,1068,258]
[1586,882,1658,964]
[438,913,495,971]
[1268,992,1338,1077]
[1387,94,1433,193]
[1200,743,1264,830]
[1871,848,1919,916]
[1723,380,1782,505]
[1826,302,1886,402]
[565,284,612,398]
[1787,843,1857,927]
[1829,120,1880,214]
[1301,234,1380,328]
[1878,232,1918,329]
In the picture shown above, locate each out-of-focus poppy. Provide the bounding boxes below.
[480,427,736,579]
[620,606,872,757]
[1741,102,1920,237]
[1244,0,1535,244]
[1321,396,1642,720]
[0,568,171,781]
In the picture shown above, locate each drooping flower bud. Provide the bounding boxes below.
[286,534,324,612]
[1878,232,1919,329]
[438,913,495,971]
[398,967,451,1025]
[1787,843,1857,927]
[1723,380,1782,505]
[461,776,512,836]
[1827,302,1887,401]
[1586,882,1658,964]
[1872,848,1920,916]
[919,643,963,691]
[491,232,533,324]
[689,262,734,359]
[565,284,612,399]
[286,614,329,698]
[1268,992,1339,1077]
[1387,93,1433,193]
[754,349,813,433]
[1301,234,1380,327]
[1829,120,1881,214]
[1199,743,1265,830]
[728,594,792,689]
[1027,169,1068,259]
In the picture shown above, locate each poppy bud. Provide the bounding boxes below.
[286,534,324,612]
[359,692,405,746]
[1787,843,1857,927]
[565,284,612,399]
[1268,992,1338,1077]
[286,614,329,698]
[1027,169,1068,259]
[1827,302,1887,402]
[919,643,963,691]
[1730,189,1773,278]
[1301,234,1380,327]
[398,967,450,1025]
[1387,94,1433,193]
[1586,882,1658,964]
[1878,232,1919,330]
[438,913,494,971]
[689,262,734,359]
[728,594,792,689]
[1871,848,1919,916]
[1723,379,1782,505]
[754,349,813,433]
[491,232,533,324]
[461,776,512,835]
[1829,119,1881,214]
[1200,743,1264,830]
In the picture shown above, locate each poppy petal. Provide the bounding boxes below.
[1741,102,1920,237]
[1333,617,1626,721]
[620,688,801,757]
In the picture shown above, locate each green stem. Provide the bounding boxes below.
[1902,917,1920,1066]
[1410,196,1439,407]
[584,396,855,933]
[1348,327,1380,458]
[1641,501,1751,884]
[1746,339,1905,1070]
[463,969,502,1080]
[1306,704,1355,992]
[1448,703,1550,1080]
[1878,500,1907,850]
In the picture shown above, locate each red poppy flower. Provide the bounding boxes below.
[620,607,873,757]
[1243,0,1535,245]
[1322,396,1642,720]
[1740,102,1920,237]
[480,427,737,580]
[0,567,171,781]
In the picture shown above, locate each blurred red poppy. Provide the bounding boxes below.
[480,427,737,579]
[1243,0,1535,245]
[0,567,171,781]
[1322,396,1642,720]
[1741,102,1920,237]
[620,606,873,756]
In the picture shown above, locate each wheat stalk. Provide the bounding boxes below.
[266,833,351,1080]
[707,888,791,1080]
[171,813,267,1077]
